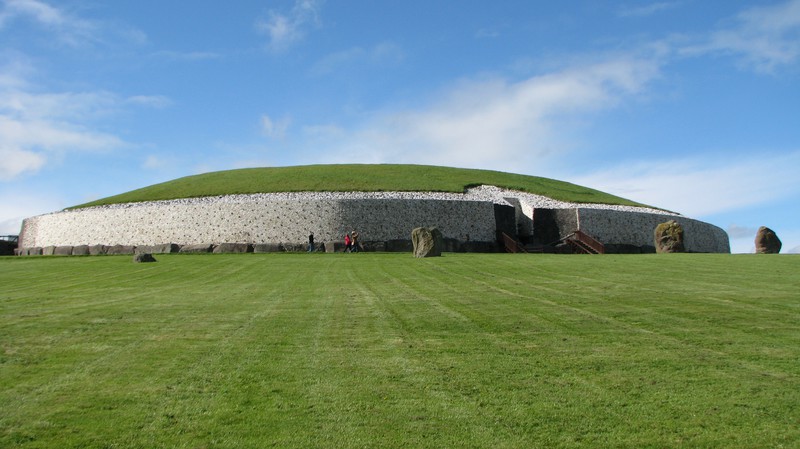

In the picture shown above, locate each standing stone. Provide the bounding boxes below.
[412,227,443,258]
[133,253,157,263]
[755,226,781,254]
[654,220,685,253]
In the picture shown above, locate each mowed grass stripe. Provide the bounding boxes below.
[352,257,652,446]
[359,257,532,447]
[470,255,799,380]
[1,253,798,448]
[420,254,800,446]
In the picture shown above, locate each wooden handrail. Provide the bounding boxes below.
[499,232,527,253]
[572,230,605,254]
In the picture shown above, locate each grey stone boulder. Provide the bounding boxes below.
[133,253,157,263]
[107,245,135,255]
[179,244,213,253]
[324,241,345,253]
[281,243,306,252]
[755,226,781,254]
[89,245,107,255]
[412,227,443,258]
[654,220,685,253]
[53,246,73,256]
[253,243,283,253]
[72,245,90,256]
[213,243,253,253]
[136,244,180,254]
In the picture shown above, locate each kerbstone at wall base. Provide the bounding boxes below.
[72,245,90,256]
[180,244,213,253]
[385,240,414,252]
[136,244,180,254]
[54,246,73,256]
[213,243,252,253]
[107,245,135,255]
[281,243,306,252]
[89,245,107,255]
[604,243,656,254]
[253,243,282,253]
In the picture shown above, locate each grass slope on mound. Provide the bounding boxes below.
[71,164,648,209]
[1,253,798,448]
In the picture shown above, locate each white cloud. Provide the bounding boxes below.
[0,0,96,46]
[568,151,800,217]
[142,154,167,170]
[151,50,221,61]
[261,114,291,139]
[727,224,760,240]
[0,51,34,89]
[311,42,404,75]
[0,61,127,181]
[0,189,65,234]
[311,56,660,170]
[256,0,324,52]
[681,0,800,72]
[126,95,172,109]
[1,89,118,120]
[0,0,148,48]
[303,124,344,139]
[0,146,45,180]
[1,0,68,26]
[0,115,123,151]
[476,28,501,39]
[618,2,682,18]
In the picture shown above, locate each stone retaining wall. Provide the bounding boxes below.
[17,190,731,254]
[19,198,498,250]
[576,208,729,253]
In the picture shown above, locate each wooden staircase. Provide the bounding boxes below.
[563,230,605,254]
[500,232,527,253]
[500,231,604,254]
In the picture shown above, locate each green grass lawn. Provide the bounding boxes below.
[71,164,648,209]
[1,253,798,448]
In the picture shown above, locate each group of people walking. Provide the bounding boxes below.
[344,230,359,253]
[307,230,360,253]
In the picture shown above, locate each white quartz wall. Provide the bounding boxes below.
[576,208,730,253]
[19,198,498,248]
[18,187,731,253]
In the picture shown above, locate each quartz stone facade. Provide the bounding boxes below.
[17,187,730,254]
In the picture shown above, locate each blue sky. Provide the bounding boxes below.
[1,0,799,253]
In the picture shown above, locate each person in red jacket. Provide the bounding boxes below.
[344,233,352,253]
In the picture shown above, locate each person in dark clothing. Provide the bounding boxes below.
[308,232,315,252]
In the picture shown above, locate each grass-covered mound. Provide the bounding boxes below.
[71,164,647,209]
